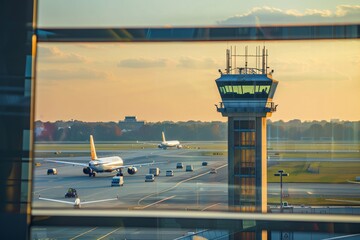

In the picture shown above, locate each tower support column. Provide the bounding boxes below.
[227,116,267,213]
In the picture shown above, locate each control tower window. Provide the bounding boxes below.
[217,82,272,99]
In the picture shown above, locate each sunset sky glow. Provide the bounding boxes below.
[35,1,360,122]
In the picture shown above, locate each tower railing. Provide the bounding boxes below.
[215,101,277,113]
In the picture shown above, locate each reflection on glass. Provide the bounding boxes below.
[33,41,360,219]
[38,1,360,27]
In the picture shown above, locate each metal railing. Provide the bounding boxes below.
[215,101,277,113]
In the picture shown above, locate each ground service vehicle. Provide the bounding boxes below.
[111,176,124,186]
[282,201,293,209]
[47,168,57,175]
[176,162,183,169]
[65,188,78,198]
[145,174,155,182]
[166,170,174,176]
[202,161,208,166]
[186,165,194,172]
[149,167,160,176]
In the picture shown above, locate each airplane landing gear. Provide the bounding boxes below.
[116,169,123,176]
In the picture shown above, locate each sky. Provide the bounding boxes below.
[35,2,360,122]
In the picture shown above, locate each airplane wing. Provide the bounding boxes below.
[81,197,118,205]
[45,159,88,167]
[39,197,74,205]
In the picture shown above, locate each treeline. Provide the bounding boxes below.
[35,120,360,142]
[267,119,359,141]
[35,120,227,141]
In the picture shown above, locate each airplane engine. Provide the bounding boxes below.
[158,144,162,148]
[127,167,138,175]
[83,167,91,175]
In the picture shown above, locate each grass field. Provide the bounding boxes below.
[268,197,360,206]
[268,161,360,183]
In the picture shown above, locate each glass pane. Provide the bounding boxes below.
[38,1,360,27]
[34,40,360,217]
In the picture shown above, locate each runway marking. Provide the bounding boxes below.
[33,179,86,194]
[201,203,221,211]
[69,227,98,240]
[135,195,176,210]
[321,233,360,240]
[347,180,360,184]
[326,199,360,204]
[97,227,121,240]
[33,186,62,194]
[137,164,228,206]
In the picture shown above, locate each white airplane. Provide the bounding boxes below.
[158,131,182,150]
[38,196,119,208]
[46,135,154,177]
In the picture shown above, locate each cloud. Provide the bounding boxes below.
[38,46,89,63]
[336,5,360,17]
[217,5,360,25]
[117,58,168,68]
[38,68,110,81]
[117,57,220,70]
[177,57,219,69]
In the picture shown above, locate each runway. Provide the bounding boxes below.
[33,147,360,210]
[32,147,360,239]
[33,148,228,211]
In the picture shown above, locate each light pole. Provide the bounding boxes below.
[274,170,289,212]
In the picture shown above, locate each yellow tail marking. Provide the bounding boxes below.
[90,135,98,160]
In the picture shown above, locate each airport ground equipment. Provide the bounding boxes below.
[166,170,174,176]
[186,165,194,172]
[111,176,124,186]
[145,174,155,182]
[65,188,78,198]
[176,162,184,169]
[149,167,160,176]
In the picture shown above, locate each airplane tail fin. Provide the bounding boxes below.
[90,135,98,160]
[162,131,166,142]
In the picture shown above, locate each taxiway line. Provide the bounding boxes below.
[69,227,98,240]
[201,203,221,211]
[97,227,121,240]
[135,195,176,210]
[137,164,228,206]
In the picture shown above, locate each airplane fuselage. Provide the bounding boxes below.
[158,140,182,149]
[46,135,153,177]
[89,156,123,172]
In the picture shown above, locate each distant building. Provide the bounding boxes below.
[118,116,145,132]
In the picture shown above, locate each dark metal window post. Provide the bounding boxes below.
[274,170,289,212]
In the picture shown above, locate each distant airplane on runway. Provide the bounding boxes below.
[46,135,154,177]
[158,131,182,150]
[38,195,119,208]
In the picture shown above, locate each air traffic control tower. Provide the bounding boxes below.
[215,46,278,214]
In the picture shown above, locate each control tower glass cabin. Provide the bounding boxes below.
[215,47,278,213]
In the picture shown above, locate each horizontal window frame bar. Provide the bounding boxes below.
[37,24,359,42]
[31,209,360,234]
